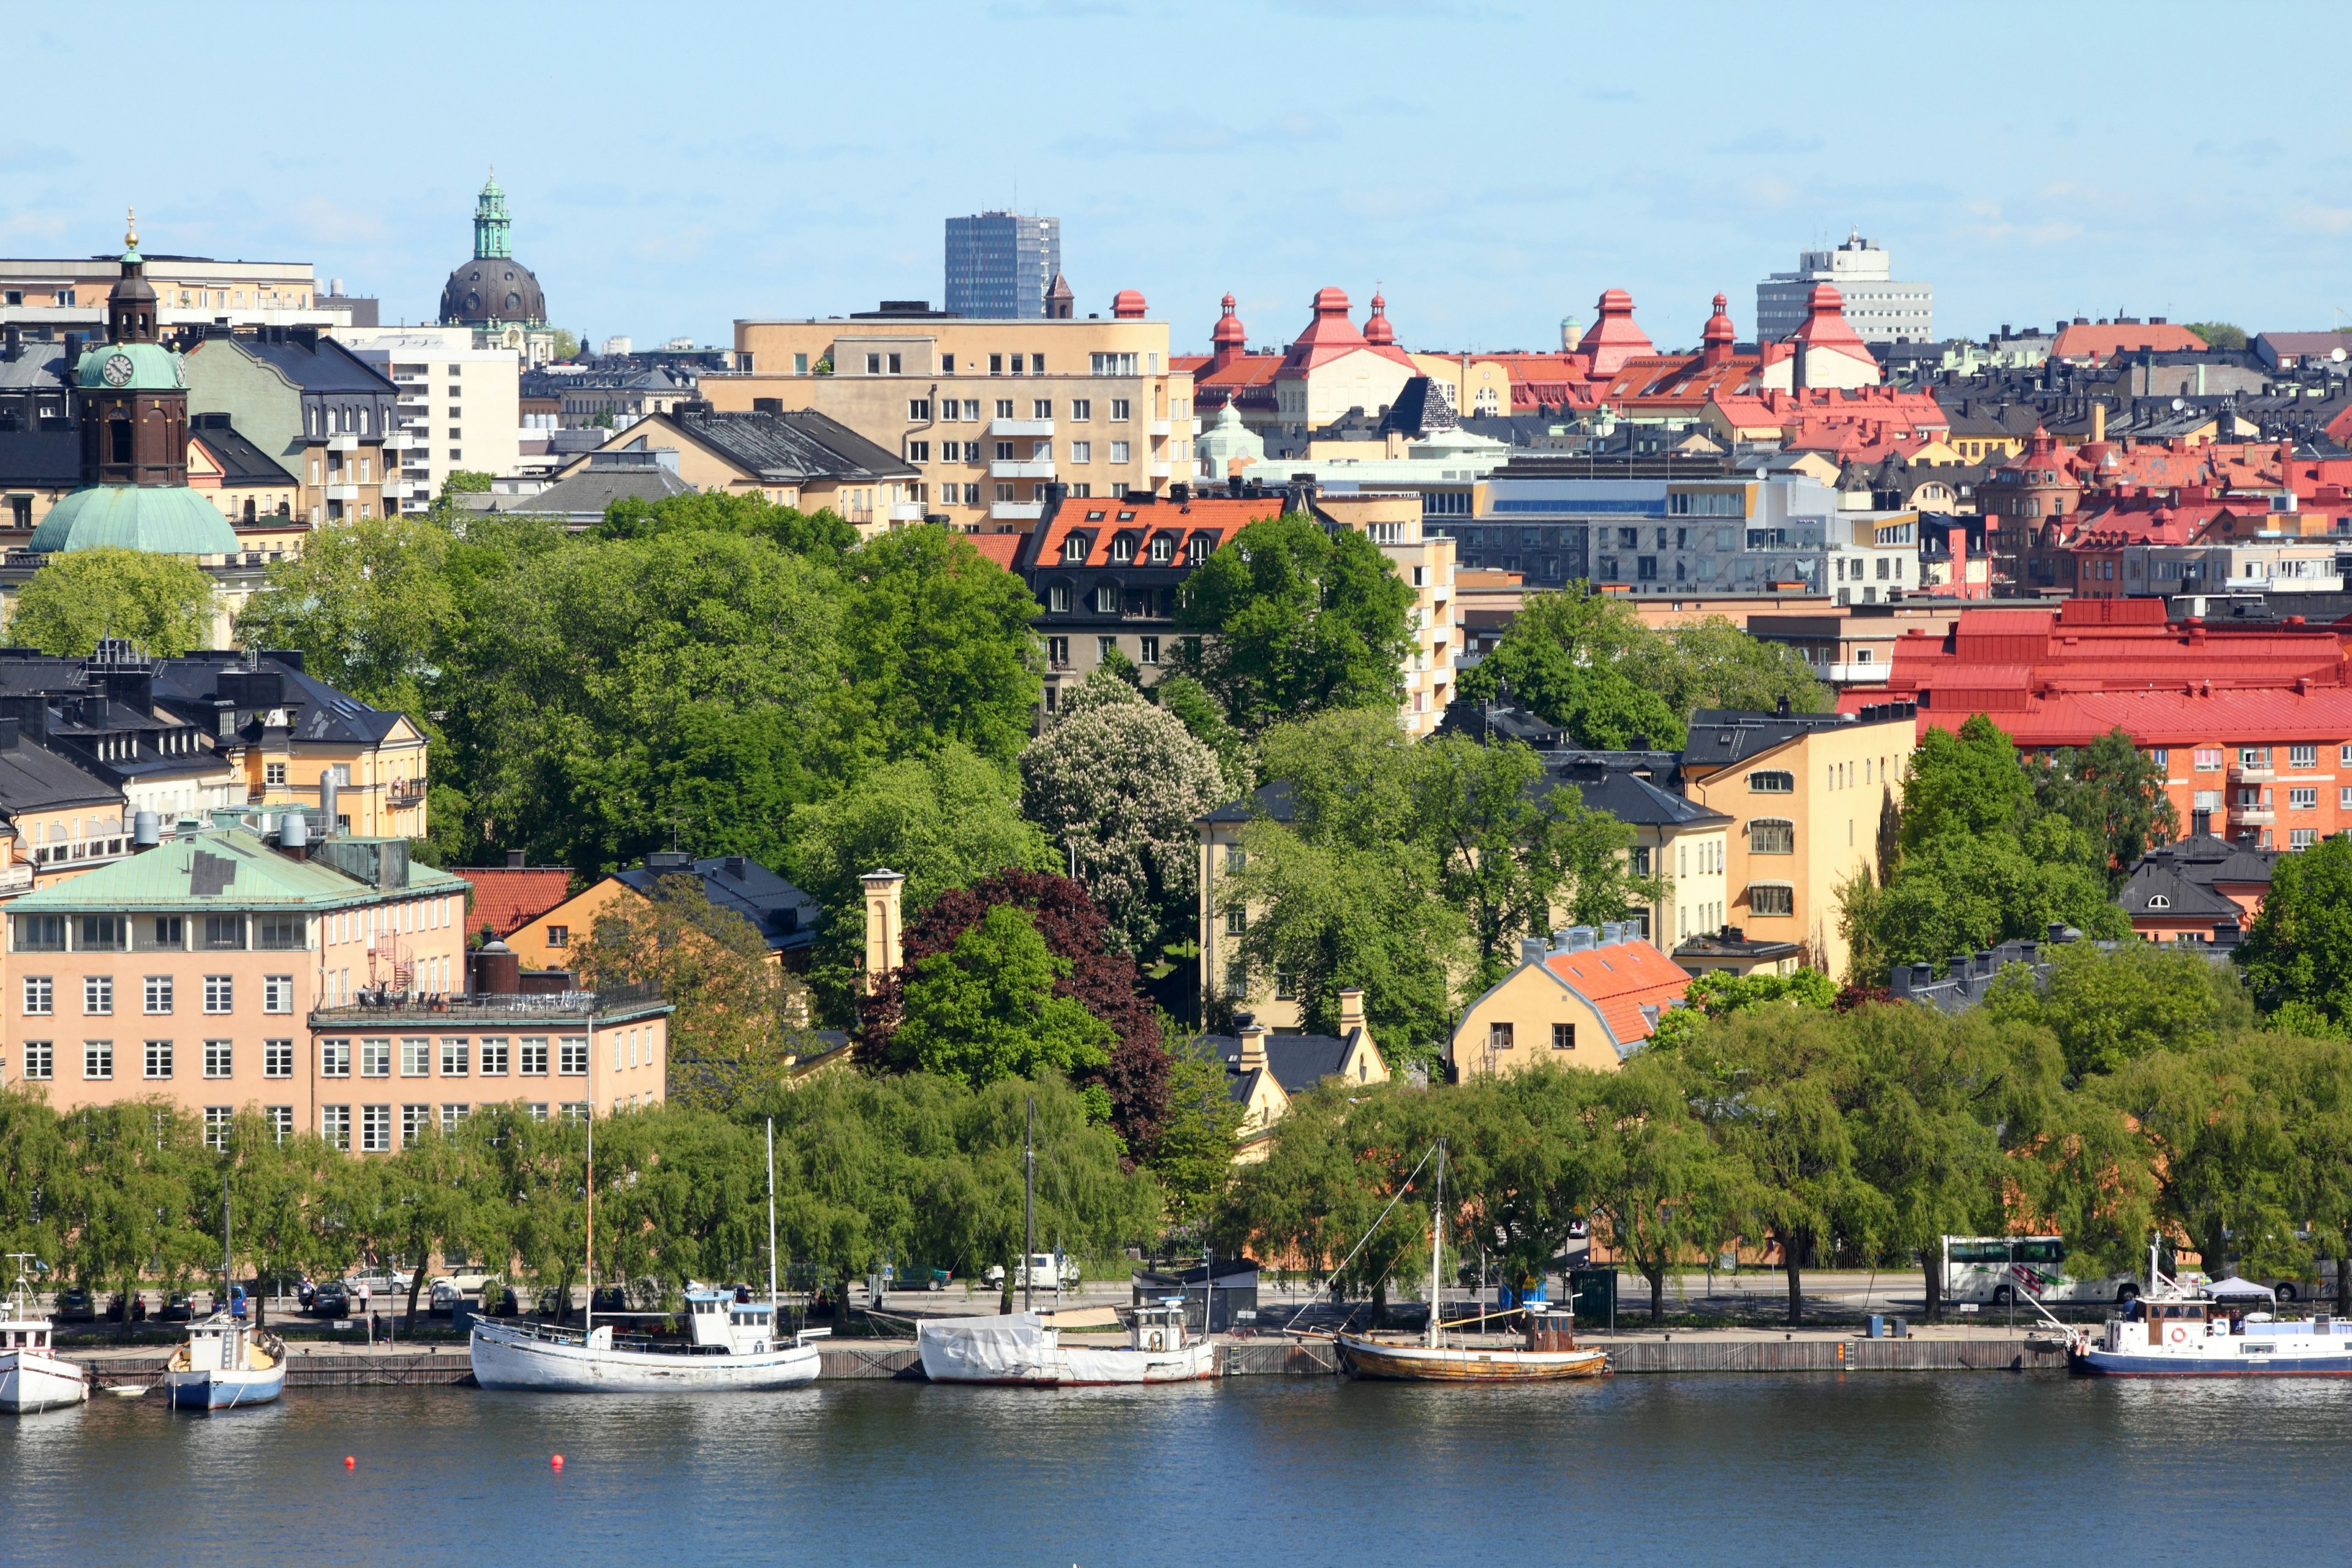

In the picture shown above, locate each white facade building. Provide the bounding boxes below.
[334,326,522,507]
[1757,232,1934,344]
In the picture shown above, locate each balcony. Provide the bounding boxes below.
[325,434,359,452]
[1149,461,1173,479]
[384,431,421,451]
[2230,763,2275,783]
[0,861,32,894]
[324,483,361,502]
[992,460,1057,480]
[2233,807,2275,826]
[991,500,1044,522]
[888,502,927,522]
[1150,418,1173,437]
[1825,662,1890,684]
[989,418,1054,438]
[389,777,428,810]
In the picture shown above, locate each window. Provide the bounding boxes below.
[360,1038,391,1077]
[907,440,930,462]
[2195,748,2225,771]
[1224,908,1247,937]
[1047,636,1070,668]
[402,1104,431,1147]
[23,976,51,1016]
[2291,787,2318,810]
[1071,440,1092,463]
[1033,399,1052,420]
[1224,844,1246,873]
[84,1042,112,1080]
[322,1105,350,1150]
[1488,1022,1515,1051]
[2150,749,2168,771]
[257,916,303,950]
[361,1104,391,1153]
[14,916,63,952]
[81,916,124,951]
[398,1036,429,1077]
[1109,440,1131,464]
[202,914,243,951]
[529,1103,549,1121]
[84,976,113,1016]
[2195,790,2223,813]
[262,1106,292,1144]
[546,925,570,949]
[2291,745,2318,769]
[203,1041,232,1079]
[1097,636,1118,664]
[994,399,1015,420]
[864,353,881,375]
[520,1038,549,1076]
[1062,534,1088,562]
[265,1039,293,1079]
[1090,353,1137,377]
[265,762,287,786]
[203,1106,232,1152]
[1110,399,1131,421]
[1749,884,1795,918]
[1072,399,1092,420]
[1139,636,1159,665]
[143,1040,172,1079]
[441,1038,470,1076]
[263,975,292,1014]
[1750,820,1795,854]
[559,1037,589,1075]
[22,1042,50,1080]
[1553,1023,1576,1051]
[480,1038,510,1075]
[1747,771,1794,793]
[440,1104,470,1132]
[203,975,232,1014]
[1092,584,1117,614]
[2292,829,2319,850]
[2241,747,2271,769]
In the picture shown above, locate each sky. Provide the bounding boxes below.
[9,0,2352,358]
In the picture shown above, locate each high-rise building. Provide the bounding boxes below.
[944,211,1060,319]
[1757,231,1932,344]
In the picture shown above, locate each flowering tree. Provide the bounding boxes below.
[1019,670,1229,957]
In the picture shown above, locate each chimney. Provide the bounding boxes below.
[1338,988,1366,1038]
[2092,401,2106,443]
[277,810,309,861]
[505,848,526,869]
[132,810,159,851]
[471,938,522,996]
[2192,807,2212,837]
[1521,935,1547,965]
[1237,1012,1268,1073]
[2,324,17,363]
[319,771,339,834]
[861,868,906,994]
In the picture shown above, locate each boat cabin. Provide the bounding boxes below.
[1131,1300,1188,1354]
[682,1289,778,1355]
[2120,1298,2211,1349]
[2,1322,51,1351]
[181,1317,249,1371]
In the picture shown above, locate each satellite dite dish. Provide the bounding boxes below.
[2173,398,2186,411]
[2334,347,2346,363]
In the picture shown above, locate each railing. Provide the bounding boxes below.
[388,778,428,809]
[311,980,663,1022]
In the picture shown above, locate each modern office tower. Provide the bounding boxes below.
[944,211,1060,319]
[1757,231,1933,344]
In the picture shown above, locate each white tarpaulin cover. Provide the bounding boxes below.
[916,1313,1054,1382]
[2202,1275,2278,1299]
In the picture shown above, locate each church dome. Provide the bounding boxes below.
[441,257,546,327]
[29,485,239,556]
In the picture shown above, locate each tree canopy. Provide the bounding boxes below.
[11,546,216,657]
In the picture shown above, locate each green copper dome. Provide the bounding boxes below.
[75,341,183,392]
[29,486,241,556]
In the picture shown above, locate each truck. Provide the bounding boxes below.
[984,1253,1082,1292]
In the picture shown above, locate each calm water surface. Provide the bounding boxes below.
[6,1374,2348,1565]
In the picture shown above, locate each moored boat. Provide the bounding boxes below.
[2067,1251,2352,1377]
[1,1258,88,1414]
[917,1300,1215,1386]
[165,1299,285,1411]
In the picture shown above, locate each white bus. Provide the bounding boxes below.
[1941,1236,2140,1306]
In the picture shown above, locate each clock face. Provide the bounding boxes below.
[100,352,134,388]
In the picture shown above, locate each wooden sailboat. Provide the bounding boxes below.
[1333,1140,1607,1382]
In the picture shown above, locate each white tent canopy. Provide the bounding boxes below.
[2201,1275,2277,1300]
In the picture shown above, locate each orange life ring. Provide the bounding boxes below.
[2169,1324,2189,1345]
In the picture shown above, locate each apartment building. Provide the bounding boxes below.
[581,405,920,534]
[709,300,1194,529]
[181,326,402,523]
[1680,704,1919,981]
[0,251,344,334]
[335,326,521,505]
[1310,491,1459,735]
[1448,923,1692,1081]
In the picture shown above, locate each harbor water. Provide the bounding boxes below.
[6,1374,2349,1564]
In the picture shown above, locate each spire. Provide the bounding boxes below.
[473,171,512,260]
[123,206,140,263]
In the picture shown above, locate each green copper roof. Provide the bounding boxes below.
[9,826,464,913]
[75,341,183,392]
[29,485,242,555]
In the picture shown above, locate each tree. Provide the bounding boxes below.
[2098,1041,2301,1283]
[837,524,1042,768]
[1983,940,2250,1082]
[2032,727,2177,887]
[59,1102,209,1332]
[1172,512,1413,733]
[2182,322,2247,352]
[598,490,859,562]
[1655,617,1832,722]
[1645,967,1838,1052]
[439,470,495,497]
[1151,1046,1248,1234]
[236,513,463,716]
[9,547,215,657]
[1585,1057,1746,1321]
[2236,832,2352,1023]
[1899,715,2032,852]
[1151,673,1251,801]
[891,905,1118,1105]
[573,873,816,1110]
[1019,668,1229,956]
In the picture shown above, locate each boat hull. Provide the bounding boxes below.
[918,1334,1216,1386]
[164,1366,284,1410]
[1335,1333,1608,1382]
[469,1322,821,1393]
[1,1351,89,1413]
[2073,1346,2352,1378]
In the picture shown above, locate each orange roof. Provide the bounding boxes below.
[454,867,574,938]
[1576,287,1655,375]
[2051,322,2208,362]
[1018,494,1283,573]
[965,532,1026,568]
[1543,938,1694,1049]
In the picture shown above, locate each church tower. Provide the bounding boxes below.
[472,173,512,260]
[80,211,188,489]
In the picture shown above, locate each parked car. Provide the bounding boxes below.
[158,1292,194,1323]
[344,1270,413,1299]
[428,1280,467,1316]
[491,1286,524,1318]
[883,1264,952,1294]
[311,1281,352,1319]
[590,1285,630,1314]
[55,1287,95,1323]
[983,1254,1082,1291]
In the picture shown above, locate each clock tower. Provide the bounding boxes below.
[79,211,187,489]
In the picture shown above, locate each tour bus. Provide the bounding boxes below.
[1941,1236,2142,1306]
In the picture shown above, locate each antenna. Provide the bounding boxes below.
[660,810,692,854]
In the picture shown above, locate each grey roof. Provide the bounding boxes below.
[2133,832,2277,890]
[0,728,119,816]
[143,653,407,748]
[188,415,296,485]
[0,429,80,488]
[0,340,70,392]
[615,850,819,954]
[1682,706,1913,769]
[503,458,693,521]
[1672,931,1802,961]
[224,331,396,396]
[2117,861,2241,921]
[1559,765,1730,829]
[665,407,915,485]
[1197,779,1293,826]
[1195,1028,1366,1097]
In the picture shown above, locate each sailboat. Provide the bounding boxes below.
[164,1196,285,1411]
[470,1116,827,1392]
[1,1256,88,1414]
[1333,1140,1608,1382]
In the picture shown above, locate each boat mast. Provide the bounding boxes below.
[1425,1142,1445,1350]
[222,1187,232,1313]
[1023,1096,1036,1314]
[766,1117,779,1309]
[584,1112,595,1338]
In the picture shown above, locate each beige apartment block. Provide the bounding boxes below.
[711,307,1195,530]
[1682,709,1916,981]
[335,326,522,508]
[1312,492,1460,735]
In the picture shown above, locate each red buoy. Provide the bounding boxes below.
[551,1454,564,1471]
[344,1457,355,1469]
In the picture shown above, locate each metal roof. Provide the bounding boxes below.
[9,826,464,911]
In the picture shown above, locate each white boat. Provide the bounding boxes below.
[164,1303,285,1411]
[917,1300,1216,1385]
[2065,1247,2352,1377]
[471,1291,826,1392]
[469,1116,826,1393]
[1,1259,88,1414]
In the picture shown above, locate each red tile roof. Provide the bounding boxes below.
[965,532,1026,569]
[2050,322,2209,362]
[454,868,575,938]
[1575,288,1656,376]
[1016,494,1284,573]
[1544,938,1694,1049]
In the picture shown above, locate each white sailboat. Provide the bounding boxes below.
[917,1298,1215,1385]
[470,1116,826,1393]
[1,1257,88,1414]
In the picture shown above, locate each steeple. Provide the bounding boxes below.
[472,171,511,260]
[107,205,158,346]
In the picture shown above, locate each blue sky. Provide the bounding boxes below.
[10,0,2350,356]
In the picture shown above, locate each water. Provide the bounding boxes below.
[6,1375,2348,1565]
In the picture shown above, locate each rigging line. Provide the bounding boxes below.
[1279,1140,1441,1336]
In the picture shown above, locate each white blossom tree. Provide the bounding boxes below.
[1020,671,1229,955]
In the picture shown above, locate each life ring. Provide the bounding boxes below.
[2169,1325,2189,1344]
[1147,1331,1165,1352]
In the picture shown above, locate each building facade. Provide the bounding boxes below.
[181,327,402,523]
[1757,232,1934,344]
[336,326,521,505]
[1449,924,1691,1080]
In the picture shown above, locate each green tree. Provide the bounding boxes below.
[2182,322,2247,352]
[837,523,1042,768]
[2032,727,2177,886]
[1585,1056,1746,1321]
[9,547,216,657]
[891,905,1118,1106]
[1654,617,1832,722]
[1151,1046,1248,1234]
[2237,832,2352,1023]
[1019,668,1229,955]
[1645,967,1838,1052]
[1151,672,1252,802]
[1983,940,2252,1082]
[0,1091,72,1280]
[235,512,462,715]
[598,489,859,562]
[439,470,495,497]
[1172,512,1413,733]
[1899,715,2033,851]
[2098,1040,2301,1282]
[59,1102,209,1333]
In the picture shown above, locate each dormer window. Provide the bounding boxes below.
[1061,534,1088,564]
[1186,534,1213,565]
[1148,534,1174,564]
[2147,894,2171,910]
[1109,533,1136,564]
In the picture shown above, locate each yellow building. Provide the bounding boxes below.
[579,405,920,535]
[1680,705,1917,981]
[1308,491,1458,736]
[1449,925,1692,1080]
[708,301,1194,531]
[1213,996,1389,1161]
